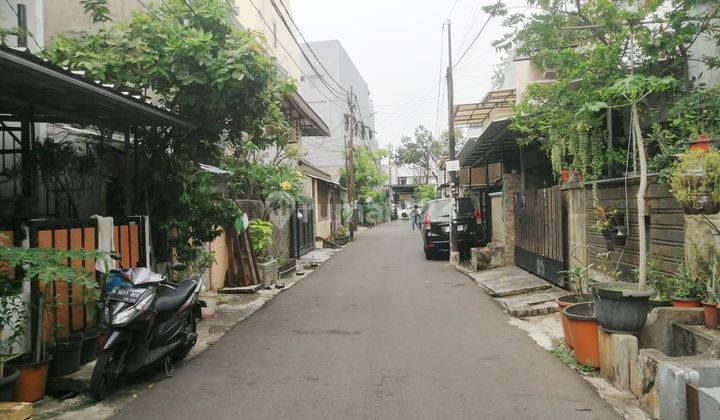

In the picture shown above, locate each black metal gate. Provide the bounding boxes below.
[514,186,565,286]
[290,203,315,258]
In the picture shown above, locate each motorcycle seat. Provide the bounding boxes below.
[154,278,198,315]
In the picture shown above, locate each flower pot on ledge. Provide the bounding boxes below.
[590,282,653,334]
[671,296,702,308]
[702,301,719,329]
[564,302,600,368]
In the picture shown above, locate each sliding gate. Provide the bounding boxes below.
[514,186,565,286]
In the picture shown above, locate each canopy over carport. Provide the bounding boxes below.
[0,45,195,130]
[457,118,519,167]
[453,89,515,128]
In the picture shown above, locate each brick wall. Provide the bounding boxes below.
[502,173,522,266]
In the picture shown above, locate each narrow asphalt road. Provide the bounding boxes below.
[113,221,618,419]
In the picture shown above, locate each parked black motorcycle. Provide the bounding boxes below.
[90,254,203,401]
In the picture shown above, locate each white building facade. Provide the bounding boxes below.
[299,40,376,180]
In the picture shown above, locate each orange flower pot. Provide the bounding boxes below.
[564,302,600,368]
[10,354,52,402]
[671,296,702,308]
[703,302,719,329]
[556,294,592,348]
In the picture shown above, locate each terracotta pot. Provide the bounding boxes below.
[556,294,592,348]
[561,169,571,182]
[9,354,53,402]
[564,302,600,368]
[703,302,720,329]
[671,296,703,308]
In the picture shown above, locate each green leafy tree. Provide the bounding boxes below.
[395,126,447,183]
[414,184,436,205]
[43,0,297,260]
[340,147,389,203]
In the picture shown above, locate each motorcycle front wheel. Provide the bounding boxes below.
[90,349,121,401]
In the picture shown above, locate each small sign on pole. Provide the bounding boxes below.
[445,159,460,172]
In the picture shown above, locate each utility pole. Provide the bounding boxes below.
[388,145,394,220]
[446,20,460,266]
[346,87,357,240]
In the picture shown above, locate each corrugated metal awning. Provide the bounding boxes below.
[453,89,515,127]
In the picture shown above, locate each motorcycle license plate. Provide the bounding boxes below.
[109,288,144,304]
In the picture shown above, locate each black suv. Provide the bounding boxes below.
[419,197,486,259]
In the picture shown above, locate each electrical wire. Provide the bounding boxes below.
[245,0,348,104]
[452,10,495,70]
[3,0,42,50]
[435,23,446,140]
[273,0,348,95]
[266,0,348,98]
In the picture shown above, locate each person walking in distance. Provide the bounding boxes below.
[410,205,421,231]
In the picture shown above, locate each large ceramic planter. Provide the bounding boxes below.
[10,354,52,402]
[257,259,279,289]
[48,335,83,377]
[703,302,719,329]
[0,367,20,402]
[81,330,101,364]
[671,296,702,308]
[556,294,593,348]
[590,282,653,334]
[564,302,600,368]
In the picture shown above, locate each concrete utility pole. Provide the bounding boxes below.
[346,87,357,240]
[446,21,460,266]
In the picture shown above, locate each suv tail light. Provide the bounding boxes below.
[424,213,431,227]
[474,209,482,224]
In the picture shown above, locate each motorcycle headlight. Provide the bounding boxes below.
[111,291,155,326]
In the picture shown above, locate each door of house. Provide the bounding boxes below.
[514,186,565,286]
[290,203,315,258]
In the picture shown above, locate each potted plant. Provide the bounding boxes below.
[670,261,704,308]
[248,220,278,289]
[669,150,720,215]
[0,246,100,397]
[333,224,350,246]
[643,259,673,307]
[564,301,600,368]
[699,247,720,328]
[592,206,627,250]
[556,265,594,348]
[0,283,24,402]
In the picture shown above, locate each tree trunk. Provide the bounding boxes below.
[632,104,648,288]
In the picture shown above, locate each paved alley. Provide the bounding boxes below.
[113,221,618,420]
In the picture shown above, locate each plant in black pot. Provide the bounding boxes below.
[590,257,654,334]
[0,282,26,402]
[592,206,627,250]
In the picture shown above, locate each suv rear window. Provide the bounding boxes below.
[425,198,476,217]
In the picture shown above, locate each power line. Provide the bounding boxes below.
[273,0,348,95]
[245,0,348,104]
[266,0,348,98]
[453,1,501,70]
[435,23,446,140]
[136,0,184,39]
[3,0,42,50]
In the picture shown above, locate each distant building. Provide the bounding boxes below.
[300,40,376,180]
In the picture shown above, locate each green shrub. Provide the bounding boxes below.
[248,220,274,260]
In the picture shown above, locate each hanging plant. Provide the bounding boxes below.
[669,150,720,215]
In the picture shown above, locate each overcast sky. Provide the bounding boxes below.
[293,0,530,149]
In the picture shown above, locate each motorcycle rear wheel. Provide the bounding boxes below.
[89,350,120,401]
[172,313,197,361]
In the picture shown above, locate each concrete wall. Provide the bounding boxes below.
[562,186,588,272]
[234,0,302,81]
[43,0,140,44]
[502,173,521,266]
[208,230,229,291]
[490,192,504,245]
[300,40,375,180]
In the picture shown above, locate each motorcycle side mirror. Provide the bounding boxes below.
[171,263,188,272]
[109,251,122,261]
